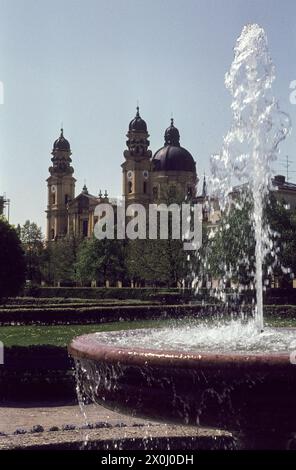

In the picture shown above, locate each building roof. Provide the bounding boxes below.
[128,106,147,133]
[53,128,71,152]
[272,175,296,192]
[152,119,196,172]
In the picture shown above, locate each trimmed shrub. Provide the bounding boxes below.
[0,303,226,326]
[21,286,296,305]
[0,345,75,402]
[23,286,195,301]
[1,302,294,326]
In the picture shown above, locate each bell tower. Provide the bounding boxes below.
[46,128,76,240]
[122,107,152,206]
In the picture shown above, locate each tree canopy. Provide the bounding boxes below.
[204,193,296,288]
[0,218,26,300]
[19,220,44,283]
[75,236,127,286]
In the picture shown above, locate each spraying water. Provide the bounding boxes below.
[70,26,296,450]
[92,321,296,354]
[211,24,291,332]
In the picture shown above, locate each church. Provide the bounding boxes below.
[46,107,199,241]
[46,107,296,243]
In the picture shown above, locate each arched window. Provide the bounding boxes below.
[153,186,158,199]
[51,228,55,240]
[65,194,69,204]
[52,193,56,205]
[143,181,147,194]
[128,181,133,194]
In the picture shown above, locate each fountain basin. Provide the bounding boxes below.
[69,328,296,449]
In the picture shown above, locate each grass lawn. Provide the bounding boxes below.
[0,319,172,347]
[0,315,295,348]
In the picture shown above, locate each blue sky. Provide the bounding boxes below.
[1,0,296,232]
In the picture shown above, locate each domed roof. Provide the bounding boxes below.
[152,119,196,172]
[53,128,70,151]
[164,118,180,145]
[128,106,147,132]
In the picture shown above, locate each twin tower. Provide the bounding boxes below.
[46,108,198,241]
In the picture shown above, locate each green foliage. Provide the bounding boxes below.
[206,197,255,285]
[126,238,188,287]
[0,218,26,300]
[75,236,127,285]
[19,220,44,283]
[266,194,296,286]
[0,303,199,326]
[125,194,190,287]
[41,234,82,285]
[22,286,188,298]
[204,193,296,288]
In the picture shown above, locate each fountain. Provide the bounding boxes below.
[68,25,296,450]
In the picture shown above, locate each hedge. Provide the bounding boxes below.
[263,289,296,305]
[1,302,295,326]
[0,304,226,326]
[0,345,75,402]
[21,286,296,303]
[23,286,194,300]
[1,300,157,310]
[4,297,108,305]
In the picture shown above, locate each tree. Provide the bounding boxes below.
[206,198,255,286]
[203,193,296,289]
[125,228,189,287]
[125,239,178,286]
[20,220,44,283]
[75,236,127,286]
[125,190,193,287]
[40,234,82,285]
[0,218,26,300]
[266,194,296,287]
[188,223,214,289]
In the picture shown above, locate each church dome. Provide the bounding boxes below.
[164,118,180,145]
[128,106,147,132]
[53,128,70,151]
[152,119,196,172]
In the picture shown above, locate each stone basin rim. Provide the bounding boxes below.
[68,332,295,369]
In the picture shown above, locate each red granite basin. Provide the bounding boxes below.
[68,331,296,449]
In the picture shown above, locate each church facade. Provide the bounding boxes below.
[46,108,199,241]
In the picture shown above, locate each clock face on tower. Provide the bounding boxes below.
[127,170,133,181]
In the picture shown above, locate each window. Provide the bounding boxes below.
[153,186,158,199]
[51,228,55,240]
[82,220,88,237]
[52,193,56,205]
[65,194,69,204]
[143,181,147,194]
[128,181,133,194]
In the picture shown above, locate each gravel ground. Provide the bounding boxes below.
[0,403,146,434]
[0,403,234,450]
